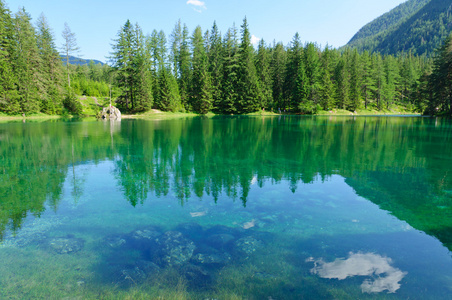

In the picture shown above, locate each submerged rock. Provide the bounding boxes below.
[192,251,231,265]
[207,233,236,248]
[181,264,212,288]
[0,216,65,248]
[235,236,263,255]
[48,236,84,254]
[104,235,126,248]
[125,227,161,251]
[156,231,196,266]
[117,260,160,286]
[175,222,204,239]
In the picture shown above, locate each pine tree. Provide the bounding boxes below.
[426,34,452,115]
[285,33,304,111]
[156,66,181,112]
[36,13,64,114]
[383,55,400,110]
[190,26,212,114]
[131,23,153,112]
[304,43,321,110]
[236,17,261,113]
[349,49,362,111]
[270,42,286,111]
[170,22,191,111]
[221,25,239,114]
[334,54,350,110]
[12,8,41,113]
[255,39,273,110]
[318,47,334,110]
[110,20,135,111]
[372,53,385,110]
[61,22,80,89]
[295,59,310,113]
[207,22,223,112]
[360,50,375,110]
[0,1,19,114]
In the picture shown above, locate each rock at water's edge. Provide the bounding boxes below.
[98,106,121,120]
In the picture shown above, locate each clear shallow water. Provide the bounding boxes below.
[1,116,452,299]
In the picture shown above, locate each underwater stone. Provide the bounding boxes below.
[175,222,204,238]
[192,251,231,265]
[131,228,161,241]
[207,233,235,248]
[156,231,196,266]
[125,227,162,251]
[104,235,126,248]
[48,237,84,254]
[0,216,65,248]
[181,264,211,288]
[234,236,263,255]
[117,260,160,287]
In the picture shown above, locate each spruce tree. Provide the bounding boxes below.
[255,39,273,110]
[12,8,41,113]
[270,42,286,111]
[110,20,135,111]
[318,47,334,110]
[285,33,304,111]
[207,22,224,112]
[131,23,153,112]
[360,50,375,110]
[334,54,350,110]
[236,17,261,113]
[36,13,64,114]
[349,49,362,111]
[190,26,212,114]
[0,1,18,114]
[304,43,321,105]
[221,25,239,114]
[426,34,452,115]
[61,22,80,89]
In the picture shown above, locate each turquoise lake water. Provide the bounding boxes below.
[1,116,452,299]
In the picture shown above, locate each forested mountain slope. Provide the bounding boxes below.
[346,0,452,56]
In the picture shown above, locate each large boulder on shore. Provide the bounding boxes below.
[98,106,121,120]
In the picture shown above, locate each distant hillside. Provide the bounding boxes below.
[61,55,105,66]
[346,0,452,56]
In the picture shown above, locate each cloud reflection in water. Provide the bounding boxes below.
[310,252,407,293]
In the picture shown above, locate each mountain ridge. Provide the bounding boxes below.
[346,0,452,56]
[61,55,105,66]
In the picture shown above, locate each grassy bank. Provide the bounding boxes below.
[0,105,421,122]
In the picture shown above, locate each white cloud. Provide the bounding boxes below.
[310,252,407,294]
[187,0,206,12]
[251,35,260,46]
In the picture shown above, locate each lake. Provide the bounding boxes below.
[1,115,452,299]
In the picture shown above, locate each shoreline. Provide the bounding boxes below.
[0,109,422,121]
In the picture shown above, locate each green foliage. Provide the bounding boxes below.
[109,20,153,113]
[0,2,442,116]
[425,34,452,115]
[63,91,83,115]
[347,0,452,57]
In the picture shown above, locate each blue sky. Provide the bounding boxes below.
[5,0,407,62]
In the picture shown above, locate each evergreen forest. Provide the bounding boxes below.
[346,0,452,57]
[1,0,452,116]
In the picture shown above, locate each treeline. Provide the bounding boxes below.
[1,0,452,116]
[0,2,112,115]
[110,18,433,114]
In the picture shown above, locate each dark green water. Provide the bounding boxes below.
[1,116,452,299]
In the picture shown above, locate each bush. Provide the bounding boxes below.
[63,92,83,115]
